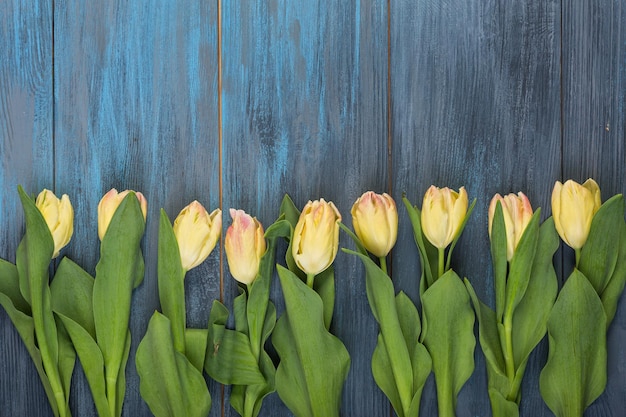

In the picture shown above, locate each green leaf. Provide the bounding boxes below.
[402,197,437,291]
[279,194,301,230]
[396,292,431,417]
[185,329,208,373]
[313,266,335,330]
[511,217,558,370]
[599,219,626,325]
[445,199,476,271]
[539,270,607,417]
[421,270,475,417]
[56,317,76,411]
[505,210,541,317]
[51,258,96,337]
[204,301,265,385]
[0,261,58,416]
[344,249,415,416]
[115,331,131,417]
[489,202,508,322]
[579,195,624,295]
[137,312,211,417]
[273,265,350,417]
[158,209,186,354]
[488,388,519,417]
[93,193,145,386]
[465,279,506,381]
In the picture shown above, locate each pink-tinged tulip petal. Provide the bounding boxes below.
[292,199,342,276]
[225,209,266,285]
[173,201,221,271]
[351,191,398,257]
[35,189,74,258]
[488,192,533,261]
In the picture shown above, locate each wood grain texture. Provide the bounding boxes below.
[53,1,221,416]
[221,1,390,415]
[390,0,561,415]
[562,1,626,415]
[0,0,54,416]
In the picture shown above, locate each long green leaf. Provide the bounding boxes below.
[539,270,607,417]
[422,270,475,417]
[157,209,186,354]
[599,219,626,325]
[137,312,211,417]
[489,203,508,322]
[93,193,145,387]
[579,195,624,295]
[273,265,350,417]
[402,197,436,290]
[511,217,558,369]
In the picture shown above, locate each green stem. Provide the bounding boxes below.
[379,257,388,276]
[106,375,118,417]
[32,306,68,417]
[438,248,445,278]
[503,313,516,398]
[575,248,581,268]
[436,385,456,417]
[306,273,315,288]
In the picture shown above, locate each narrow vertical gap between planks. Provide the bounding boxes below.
[386,1,394,417]
[217,0,226,414]
[558,0,565,283]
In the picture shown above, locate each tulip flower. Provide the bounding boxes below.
[551,179,601,251]
[173,201,222,271]
[35,189,74,258]
[225,208,266,285]
[292,198,342,284]
[421,185,468,250]
[98,188,148,240]
[351,191,398,260]
[488,192,534,261]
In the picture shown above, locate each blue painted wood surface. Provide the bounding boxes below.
[0,1,624,416]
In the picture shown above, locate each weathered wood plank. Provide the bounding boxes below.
[221,1,390,415]
[53,1,220,415]
[0,0,54,415]
[562,1,626,415]
[390,1,561,416]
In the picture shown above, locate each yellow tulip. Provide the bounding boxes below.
[98,188,148,240]
[488,192,533,261]
[551,179,601,249]
[173,201,222,271]
[292,199,342,276]
[351,191,398,257]
[225,209,266,285]
[421,185,468,249]
[35,189,74,258]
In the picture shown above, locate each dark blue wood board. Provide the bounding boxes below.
[390,0,561,416]
[0,1,55,416]
[562,1,626,416]
[52,1,221,416]
[221,1,390,416]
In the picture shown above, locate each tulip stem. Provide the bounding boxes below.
[379,257,388,275]
[575,248,581,268]
[438,248,445,278]
[306,273,315,288]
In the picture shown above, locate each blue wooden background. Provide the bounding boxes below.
[1,0,624,416]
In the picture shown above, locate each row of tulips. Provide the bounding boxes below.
[0,179,624,417]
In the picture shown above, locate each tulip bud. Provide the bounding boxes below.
[173,201,222,271]
[551,179,601,249]
[488,192,533,261]
[35,189,74,258]
[225,209,266,285]
[292,199,342,276]
[421,185,469,249]
[351,191,398,257]
[98,188,148,240]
